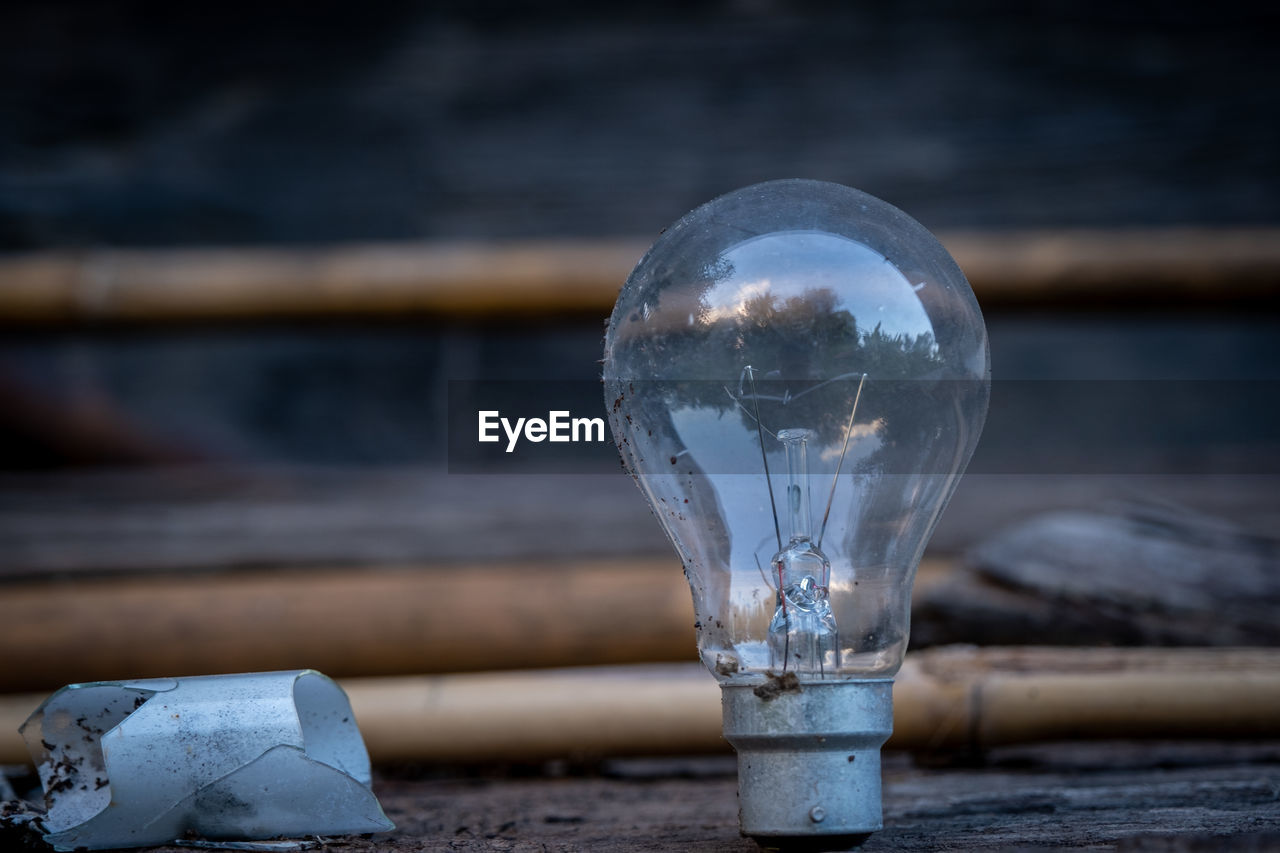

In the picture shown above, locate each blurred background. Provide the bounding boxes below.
[1,0,1279,699]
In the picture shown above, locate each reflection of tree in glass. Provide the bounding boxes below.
[616,287,946,454]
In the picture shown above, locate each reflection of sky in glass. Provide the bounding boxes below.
[701,231,934,342]
[669,403,875,637]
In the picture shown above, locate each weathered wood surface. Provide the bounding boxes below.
[63,742,1277,852]
[3,470,1278,579]
[913,504,1280,648]
[2,5,1277,250]
[6,492,1280,694]
[0,469,669,577]
[4,476,1280,695]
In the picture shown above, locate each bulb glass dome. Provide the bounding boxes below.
[603,180,989,683]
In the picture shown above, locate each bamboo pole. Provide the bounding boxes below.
[2,648,1277,767]
[0,229,1276,325]
[0,241,649,324]
[0,558,953,695]
[891,646,1280,749]
[345,665,724,764]
[0,558,699,694]
[943,228,1280,306]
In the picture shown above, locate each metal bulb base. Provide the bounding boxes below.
[721,679,893,851]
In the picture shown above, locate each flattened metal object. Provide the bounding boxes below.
[20,670,394,851]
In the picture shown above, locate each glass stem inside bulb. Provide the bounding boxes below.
[769,429,839,676]
[783,432,813,544]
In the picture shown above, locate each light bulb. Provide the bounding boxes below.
[602,180,989,849]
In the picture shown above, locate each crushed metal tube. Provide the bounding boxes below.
[18,670,394,851]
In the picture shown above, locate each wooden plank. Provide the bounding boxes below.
[0,230,1277,325]
[0,469,671,578]
[15,743,1270,851]
[3,470,1278,580]
[316,743,1280,852]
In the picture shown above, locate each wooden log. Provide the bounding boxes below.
[1,648,1277,767]
[0,229,1276,325]
[912,506,1280,648]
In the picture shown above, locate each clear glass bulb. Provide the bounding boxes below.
[604,179,989,684]
[603,180,989,847]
